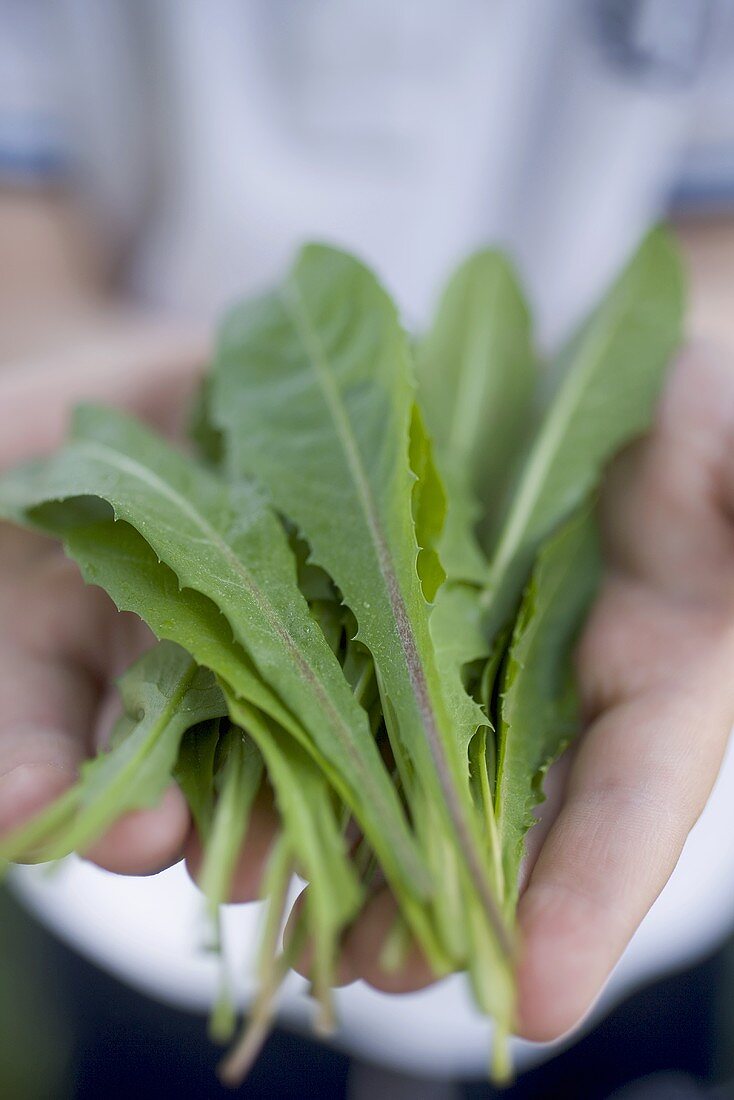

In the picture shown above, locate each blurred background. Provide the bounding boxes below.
[3,2,734,1098]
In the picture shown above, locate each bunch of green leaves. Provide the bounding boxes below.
[0,227,683,1082]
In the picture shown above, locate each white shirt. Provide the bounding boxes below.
[4,0,734,1078]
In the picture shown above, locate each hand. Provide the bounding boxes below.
[516,344,734,1040]
[0,329,208,872]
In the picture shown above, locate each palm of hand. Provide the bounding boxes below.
[1,349,733,1043]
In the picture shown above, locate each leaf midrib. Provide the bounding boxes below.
[484,283,638,605]
[281,273,511,954]
[280,277,440,743]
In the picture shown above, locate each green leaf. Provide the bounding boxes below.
[418,250,537,578]
[0,407,428,900]
[212,243,510,956]
[496,505,602,907]
[430,583,490,774]
[1,642,225,862]
[73,523,312,740]
[408,404,446,602]
[430,466,488,585]
[72,521,451,960]
[482,227,684,641]
[431,583,490,674]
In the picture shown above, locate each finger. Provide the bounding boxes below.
[184,785,280,902]
[601,346,734,603]
[0,554,108,836]
[279,891,346,988]
[84,785,191,876]
[516,639,734,1042]
[326,886,435,994]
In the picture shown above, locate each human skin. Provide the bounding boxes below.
[2,193,734,1042]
